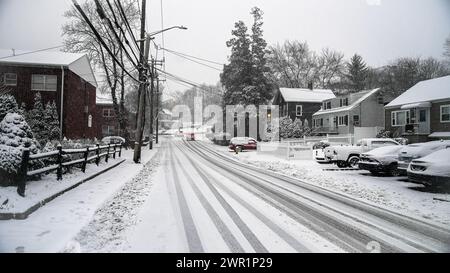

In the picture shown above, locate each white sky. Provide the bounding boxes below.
[0,0,449,96]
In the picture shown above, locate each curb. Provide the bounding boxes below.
[0,159,126,221]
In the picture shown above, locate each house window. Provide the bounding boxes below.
[103,108,115,118]
[338,115,349,126]
[102,125,115,136]
[391,110,410,126]
[31,75,57,91]
[353,115,360,126]
[441,105,450,123]
[340,98,349,107]
[296,105,303,117]
[323,101,331,110]
[3,73,17,86]
[314,119,323,128]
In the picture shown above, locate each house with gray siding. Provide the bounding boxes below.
[312,88,385,136]
[384,75,450,143]
[272,87,336,127]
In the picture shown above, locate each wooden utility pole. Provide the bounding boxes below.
[133,0,148,163]
[149,60,155,150]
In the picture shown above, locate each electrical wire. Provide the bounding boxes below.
[164,49,223,72]
[161,47,224,66]
[72,0,140,83]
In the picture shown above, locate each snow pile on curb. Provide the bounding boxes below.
[65,151,162,253]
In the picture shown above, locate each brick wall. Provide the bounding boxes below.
[0,64,98,140]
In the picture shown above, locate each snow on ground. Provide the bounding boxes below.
[205,142,450,226]
[0,157,124,214]
[0,148,159,253]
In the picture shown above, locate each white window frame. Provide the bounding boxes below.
[296,105,303,117]
[391,110,410,127]
[440,105,450,123]
[338,115,348,127]
[3,73,17,86]
[103,108,115,118]
[31,74,57,92]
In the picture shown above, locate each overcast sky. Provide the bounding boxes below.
[0,0,449,96]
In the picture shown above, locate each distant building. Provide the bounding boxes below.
[385,75,450,143]
[272,87,336,126]
[0,49,98,139]
[312,88,385,136]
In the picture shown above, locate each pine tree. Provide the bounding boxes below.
[346,54,369,92]
[291,118,304,138]
[44,101,61,141]
[0,94,19,121]
[279,116,293,139]
[28,92,47,143]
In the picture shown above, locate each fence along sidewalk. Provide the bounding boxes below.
[17,143,123,197]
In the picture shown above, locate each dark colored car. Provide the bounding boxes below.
[228,137,257,151]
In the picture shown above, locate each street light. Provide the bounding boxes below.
[148,25,188,37]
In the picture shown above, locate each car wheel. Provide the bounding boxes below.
[336,161,348,168]
[388,167,401,177]
[347,156,360,168]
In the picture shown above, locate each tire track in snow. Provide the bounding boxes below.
[173,142,268,253]
[172,149,245,253]
[168,144,204,253]
[175,142,311,253]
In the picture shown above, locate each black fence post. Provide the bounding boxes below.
[82,147,89,173]
[57,145,63,181]
[113,144,117,159]
[105,144,110,163]
[95,143,100,166]
[119,144,122,158]
[17,148,30,197]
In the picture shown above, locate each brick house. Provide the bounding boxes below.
[0,49,99,140]
[312,88,386,136]
[272,87,336,127]
[385,75,450,143]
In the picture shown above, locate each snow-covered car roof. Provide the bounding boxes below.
[400,140,450,156]
[230,137,256,144]
[363,145,405,157]
[416,148,450,163]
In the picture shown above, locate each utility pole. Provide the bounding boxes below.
[133,0,148,163]
[149,60,155,150]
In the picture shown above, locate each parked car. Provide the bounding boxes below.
[407,148,450,188]
[184,132,196,141]
[397,140,450,172]
[101,136,126,145]
[328,138,400,168]
[358,145,406,176]
[228,137,257,152]
[313,141,331,163]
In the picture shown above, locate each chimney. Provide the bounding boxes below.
[308,82,314,90]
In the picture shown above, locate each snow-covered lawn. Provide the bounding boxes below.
[0,147,159,253]
[205,142,450,226]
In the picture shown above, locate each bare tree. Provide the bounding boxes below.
[62,0,140,141]
[268,41,345,90]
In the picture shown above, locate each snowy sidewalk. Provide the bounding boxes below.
[0,147,159,253]
[201,141,450,226]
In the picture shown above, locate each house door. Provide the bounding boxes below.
[417,108,430,134]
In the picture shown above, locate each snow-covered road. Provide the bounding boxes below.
[76,137,450,253]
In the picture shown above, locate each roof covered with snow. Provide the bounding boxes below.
[96,94,113,105]
[385,76,450,108]
[313,88,381,116]
[0,49,97,87]
[275,88,335,103]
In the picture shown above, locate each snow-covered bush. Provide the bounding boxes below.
[0,113,39,153]
[27,92,47,143]
[0,94,19,121]
[279,117,293,139]
[0,144,22,187]
[44,101,61,141]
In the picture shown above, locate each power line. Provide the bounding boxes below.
[72,0,140,83]
[161,47,224,66]
[115,0,142,58]
[164,49,223,72]
[94,0,140,68]
[160,0,166,71]
[157,69,223,96]
[0,45,64,60]
[105,0,141,63]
